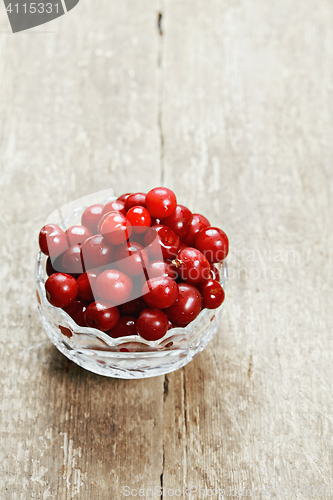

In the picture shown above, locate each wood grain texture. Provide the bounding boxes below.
[1,0,333,498]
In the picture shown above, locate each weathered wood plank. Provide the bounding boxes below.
[1,0,333,498]
[0,2,164,499]
[161,0,333,496]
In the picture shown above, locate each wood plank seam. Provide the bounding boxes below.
[158,0,166,186]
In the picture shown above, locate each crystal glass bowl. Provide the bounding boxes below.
[35,201,228,379]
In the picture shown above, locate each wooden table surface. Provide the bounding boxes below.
[1,1,333,498]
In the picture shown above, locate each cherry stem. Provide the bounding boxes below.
[171,259,182,268]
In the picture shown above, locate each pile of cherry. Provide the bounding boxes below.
[39,187,229,342]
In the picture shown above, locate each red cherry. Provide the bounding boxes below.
[125,192,146,211]
[162,204,192,240]
[63,299,89,327]
[117,193,132,203]
[164,283,202,326]
[136,309,169,341]
[97,211,119,234]
[108,316,137,338]
[65,225,92,246]
[146,261,178,281]
[208,264,220,282]
[195,227,229,263]
[146,187,177,219]
[81,235,114,269]
[77,271,98,302]
[142,277,179,309]
[101,200,126,217]
[183,214,211,247]
[198,279,225,309]
[119,296,147,317]
[143,225,180,261]
[95,269,133,305]
[39,224,68,258]
[84,301,120,332]
[176,247,210,284]
[126,206,151,234]
[81,204,104,234]
[45,273,78,308]
[62,244,85,275]
[100,212,132,245]
[115,241,149,277]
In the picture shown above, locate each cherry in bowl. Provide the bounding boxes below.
[36,190,228,379]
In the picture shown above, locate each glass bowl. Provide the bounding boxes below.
[35,200,228,379]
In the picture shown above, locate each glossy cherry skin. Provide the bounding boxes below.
[95,269,133,305]
[146,260,178,281]
[195,227,229,263]
[81,235,114,269]
[115,241,149,277]
[97,211,119,234]
[62,244,85,275]
[119,296,147,317]
[45,273,78,308]
[108,316,137,338]
[162,204,192,240]
[142,277,179,309]
[84,301,120,332]
[117,192,132,203]
[143,225,180,261]
[208,264,220,282]
[177,247,210,284]
[39,224,68,258]
[63,299,89,327]
[65,225,92,246]
[81,204,104,234]
[164,283,202,327]
[126,206,152,234]
[77,271,99,302]
[198,279,225,309]
[125,192,146,211]
[136,308,169,341]
[101,200,126,217]
[183,214,211,247]
[146,187,177,219]
[100,212,132,245]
